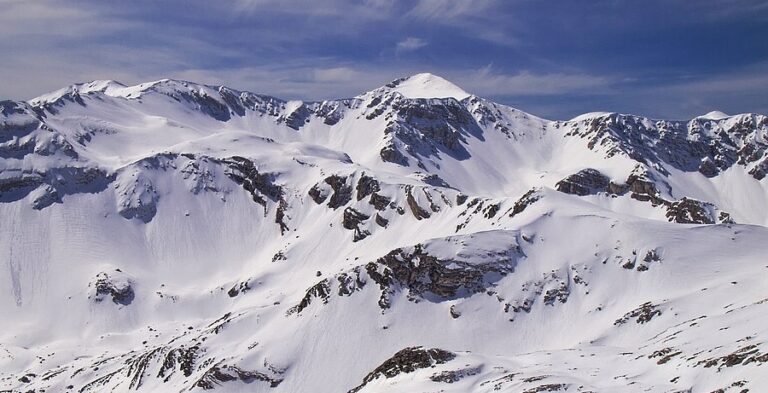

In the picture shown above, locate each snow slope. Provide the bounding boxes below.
[1,74,767,393]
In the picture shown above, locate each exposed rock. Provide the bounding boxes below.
[343,207,371,242]
[194,362,283,389]
[614,302,662,325]
[280,104,311,130]
[430,366,481,383]
[405,187,431,220]
[666,197,716,224]
[509,188,543,218]
[348,347,455,393]
[356,175,380,201]
[698,157,719,178]
[224,156,282,208]
[308,183,328,204]
[324,175,352,209]
[90,272,134,306]
[374,213,389,228]
[289,279,331,314]
[555,168,610,196]
[369,192,391,210]
[379,143,408,166]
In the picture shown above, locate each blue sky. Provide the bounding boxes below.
[1,0,767,119]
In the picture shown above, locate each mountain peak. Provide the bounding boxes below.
[381,72,471,100]
[698,110,730,120]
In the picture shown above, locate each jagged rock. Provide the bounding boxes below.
[484,203,501,218]
[405,187,431,220]
[224,156,282,207]
[90,272,134,305]
[698,157,719,177]
[343,207,371,242]
[356,175,380,200]
[369,192,391,210]
[324,175,352,209]
[281,104,311,130]
[555,168,610,196]
[308,183,329,204]
[0,166,112,209]
[289,279,331,314]
[379,143,408,165]
[375,241,520,301]
[666,197,716,224]
[614,302,662,325]
[194,362,283,389]
[227,281,251,298]
[430,366,481,383]
[275,198,289,234]
[348,347,455,393]
[509,188,542,218]
[607,181,629,195]
[374,213,389,228]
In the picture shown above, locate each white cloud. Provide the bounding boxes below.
[395,37,428,54]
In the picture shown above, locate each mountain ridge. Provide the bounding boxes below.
[1,73,767,392]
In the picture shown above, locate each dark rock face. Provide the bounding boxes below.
[430,366,482,383]
[91,272,134,306]
[348,347,456,393]
[291,237,523,315]
[379,143,409,166]
[374,213,389,227]
[289,279,331,314]
[405,187,431,220]
[356,175,381,201]
[343,207,371,242]
[224,156,282,207]
[224,156,290,232]
[0,166,113,208]
[376,244,518,300]
[367,93,485,167]
[509,188,543,218]
[666,197,716,224]
[555,168,610,196]
[369,192,391,210]
[324,175,353,209]
[280,104,311,131]
[194,363,282,389]
[566,112,768,180]
[698,157,719,178]
[308,183,328,204]
[614,302,662,325]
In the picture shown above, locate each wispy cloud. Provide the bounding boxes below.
[396,37,428,54]
[459,65,613,96]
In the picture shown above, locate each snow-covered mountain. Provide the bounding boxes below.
[1,73,767,393]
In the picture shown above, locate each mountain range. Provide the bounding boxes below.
[1,73,767,393]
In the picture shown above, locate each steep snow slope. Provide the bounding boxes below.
[1,74,767,393]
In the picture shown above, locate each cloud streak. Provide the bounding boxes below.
[396,37,428,54]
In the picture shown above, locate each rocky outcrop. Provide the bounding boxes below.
[555,168,610,196]
[665,197,716,224]
[348,347,455,393]
[565,113,768,179]
[291,232,524,314]
[224,156,283,207]
[614,302,662,325]
[405,187,431,220]
[90,271,134,305]
[324,175,353,209]
[343,207,371,242]
[194,362,283,389]
[356,175,380,201]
